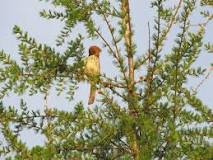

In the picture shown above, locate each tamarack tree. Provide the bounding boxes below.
[0,0,213,159]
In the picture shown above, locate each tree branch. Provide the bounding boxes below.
[95,3,128,82]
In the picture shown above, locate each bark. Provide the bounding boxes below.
[121,0,140,159]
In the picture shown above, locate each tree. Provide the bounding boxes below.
[0,0,213,159]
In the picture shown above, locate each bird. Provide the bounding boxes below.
[84,46,101,105]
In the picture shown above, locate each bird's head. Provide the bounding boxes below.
[89,46,102,58]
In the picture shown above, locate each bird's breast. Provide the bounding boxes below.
[84,55,100,76]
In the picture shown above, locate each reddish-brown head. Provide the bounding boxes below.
[89,46,101,58]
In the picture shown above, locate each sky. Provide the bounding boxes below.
[0,0,212,149]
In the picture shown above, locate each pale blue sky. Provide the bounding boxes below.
[0,0,212,148]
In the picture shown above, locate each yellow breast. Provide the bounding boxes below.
[84,55,100,77]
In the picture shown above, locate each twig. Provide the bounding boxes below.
[151,0,183,56]
[163,0,183,42]
[94,29,115,55]
[143,0,183,109]
[193,67,213,93]
[95,3,128,82]
[99,6,120,59]
[191,15,213,27]
[148,22,151,66]
[101,80,125,88]
[44,92,49,110]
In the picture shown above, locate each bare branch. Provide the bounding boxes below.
[94,29,115,55]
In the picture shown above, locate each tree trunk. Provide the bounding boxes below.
[121,0,140,159]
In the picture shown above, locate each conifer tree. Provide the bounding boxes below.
[0,0,213,159]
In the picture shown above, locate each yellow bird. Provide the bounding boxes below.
[84,46,101,105]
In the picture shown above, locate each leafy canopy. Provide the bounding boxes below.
[0,0,213,159]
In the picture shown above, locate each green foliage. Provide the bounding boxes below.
[205,42,213,53]
[0,0,213,159]
[201,0,213,6]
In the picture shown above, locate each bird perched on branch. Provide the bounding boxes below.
[84,46,101,105]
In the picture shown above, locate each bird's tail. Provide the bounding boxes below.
[88,83,96,105]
